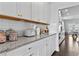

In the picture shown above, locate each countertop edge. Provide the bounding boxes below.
[0,33,57,54]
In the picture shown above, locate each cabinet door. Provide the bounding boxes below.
[25,42,40,56]
[50,35,56,54]
[42,3,49,22]
[1,2,16,16]
[16,2,32,19]
[6,45,29,56]
[46,36,56,56]
[0,3,3,14]
[38,38,47,56]
[32,2,43,20]
[32,2,49,22]
[46,37,52,56]
[6,42,39,56]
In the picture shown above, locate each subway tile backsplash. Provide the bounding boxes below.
[0,19,32,36]
[0,19,31,31]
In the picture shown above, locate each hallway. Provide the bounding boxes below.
[53,35,79,56]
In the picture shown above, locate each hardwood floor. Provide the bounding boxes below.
[53,35,79,56]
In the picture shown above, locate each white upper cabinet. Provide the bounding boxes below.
[0,3,3,14]
[1,2,17,16]
[0,2,32,19]
[0,2,50,22]
[32,2,43,20]
[16,2,32,19]
[42,3,50,21]
[32,2,49,22]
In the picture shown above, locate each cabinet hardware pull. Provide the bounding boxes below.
[28,47,32,50]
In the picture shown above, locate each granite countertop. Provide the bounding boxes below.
[0,33,56,53]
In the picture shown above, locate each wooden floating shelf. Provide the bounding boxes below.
[0,14,49,25]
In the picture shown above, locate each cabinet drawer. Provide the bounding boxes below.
[6,46,28,56]
[6,40,42,56]
[26,41,42,51]
[6,45,34,56]
[25,49,39,56]
[6,43,34,56]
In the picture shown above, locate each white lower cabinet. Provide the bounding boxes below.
[46,37,51,56]
[1,34,56,56]
[50,35,56,54]
[39,39,47,56]
[46,35,56,56]
[6,45,29,56]
[46,37,53,56]
[6,41,40,56]
[24,41,42,56]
